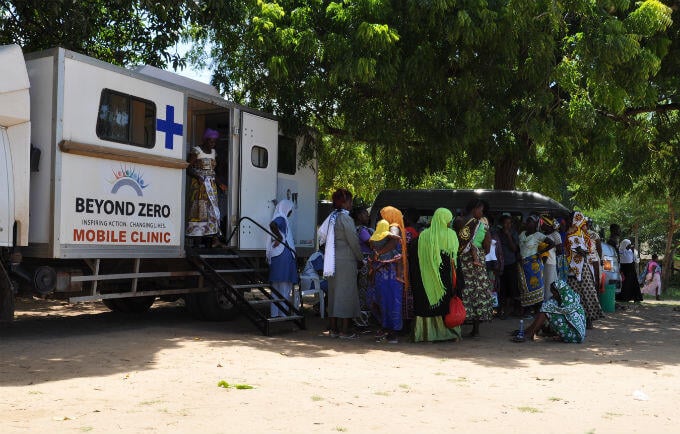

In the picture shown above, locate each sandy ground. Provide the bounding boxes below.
[1,297,679,434]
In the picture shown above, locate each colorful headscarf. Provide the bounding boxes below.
[380,206,409,289]
[203,128,219,140]
[418,208,459,307]
[369,219,393,243]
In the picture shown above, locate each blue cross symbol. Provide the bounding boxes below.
[156,105,183,150]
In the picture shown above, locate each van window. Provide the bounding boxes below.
[96,89,156,148]
[251,145,268,168]
[277,136,296,175]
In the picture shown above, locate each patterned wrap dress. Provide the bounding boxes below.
[186,146,220,237]
[457,217,495,322]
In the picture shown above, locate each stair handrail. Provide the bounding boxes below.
[225,216,297,257]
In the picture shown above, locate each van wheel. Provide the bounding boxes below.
[103,296,155,313]
[184,290,239,321]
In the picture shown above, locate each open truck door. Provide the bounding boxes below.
[238,112,278,250]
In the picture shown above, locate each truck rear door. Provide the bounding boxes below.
[0,127,13,247]
[238,112,278,250]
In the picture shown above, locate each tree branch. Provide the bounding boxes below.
[624,102,680,116]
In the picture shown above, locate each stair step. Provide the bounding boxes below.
[214,268,267,274]
[267,315,304,322]
[248,298,287,305]
[199,254,240,259]
[231,283,270,290]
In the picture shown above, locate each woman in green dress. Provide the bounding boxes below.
[410,208,462,342]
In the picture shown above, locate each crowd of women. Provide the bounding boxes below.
[189,181,658,344]
[268,188,644,345]
[181,129,658,344]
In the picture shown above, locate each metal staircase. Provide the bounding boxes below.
[186,218,305,336]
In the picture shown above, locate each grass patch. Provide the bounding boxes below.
[139,400,163,406]
[516,406,541,413]
[335,427,347,432]
[603,412,623,419]
[79,428,93,432]
[398,384,410,389]
[374,391,390,396]
[217,380,254,390]
[548,397,562,402]
[28,390,43,395]
[311,395,324,402]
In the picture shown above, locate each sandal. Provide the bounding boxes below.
[339,333,358,340]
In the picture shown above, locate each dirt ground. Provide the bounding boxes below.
[1,297,679,434]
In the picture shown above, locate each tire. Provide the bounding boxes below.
[198,289,239,321]
[103,296,155,313]
[183,293,206,320]
[184,289,239,321]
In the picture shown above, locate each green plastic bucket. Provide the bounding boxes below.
[599,284,616,313]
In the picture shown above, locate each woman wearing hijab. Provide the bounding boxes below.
[565,212,604,329]
[454,199,495,337]
[512,280,586,343]
[266,200,298,318]
[186,128,223,247]
[368,220,404,343]
[616,239,643,303]
[379,206,413,323]
[318,189,363,339]
[410,208,462,342]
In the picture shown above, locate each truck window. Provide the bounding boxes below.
[96,89,156,148]
[251,146,268,168]
[277,136,296,175]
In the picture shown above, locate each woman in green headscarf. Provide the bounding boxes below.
[410,208,462,342]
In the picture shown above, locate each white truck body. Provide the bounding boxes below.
[0,45,317,312]
[1,46,316,257]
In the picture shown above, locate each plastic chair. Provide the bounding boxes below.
[299,275,325,318]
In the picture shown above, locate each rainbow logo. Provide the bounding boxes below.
[110,165,149,197]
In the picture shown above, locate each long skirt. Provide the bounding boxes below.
[568,266,605,321]
[543,262,558,301]
[327,258,361,319]
[459,248,495,321]
[373,263,404,331]
[519,256,545,307]
[641,273,661,297]
[186,176,220,236]
[412,316,461,342]
[357,257,370,310]
[616,262,643,302]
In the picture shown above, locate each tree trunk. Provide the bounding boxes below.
[494,156,519,190]
[662,196,678,291]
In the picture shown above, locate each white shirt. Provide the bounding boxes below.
[544,232,562,265]
[519,231,547,259]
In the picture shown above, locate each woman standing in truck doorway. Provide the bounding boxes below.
[266,199,299,318]
[186,128,225,248]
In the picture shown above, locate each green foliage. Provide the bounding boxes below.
[0,0,197,68]
[193,0,674,201]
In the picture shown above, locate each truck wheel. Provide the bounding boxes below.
[103,296,155,313]
[183,293,206,320]
[197,289,239,321]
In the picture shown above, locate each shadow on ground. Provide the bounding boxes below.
[0,297,678,386]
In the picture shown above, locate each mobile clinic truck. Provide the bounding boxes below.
[0,44,317,335]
